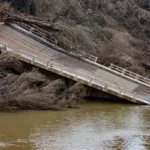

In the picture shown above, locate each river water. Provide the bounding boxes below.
[0,101,150,150]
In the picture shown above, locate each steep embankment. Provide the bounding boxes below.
[0,0,150,110]
[33,0,150,75]
[1,0,150,75]
[0,52,87,111]
[32,0,149,76]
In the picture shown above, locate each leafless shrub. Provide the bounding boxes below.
[30,0,149,73]
[0,2,14,20]
[0,53,87,111]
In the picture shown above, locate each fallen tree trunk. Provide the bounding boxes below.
[0,2,60,31]
[4,13,60,31]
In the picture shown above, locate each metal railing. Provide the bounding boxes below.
[15,22,98,63]
[0,41,149,104]
[6,23,150,88]
[8,50,150,104]
[109,64,150,85]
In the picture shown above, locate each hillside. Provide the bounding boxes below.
[1,0,150,76]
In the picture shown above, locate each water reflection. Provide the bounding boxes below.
[0,102,150,150]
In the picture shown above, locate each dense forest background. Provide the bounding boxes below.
[1,0,36,14]
[1,0,150,76]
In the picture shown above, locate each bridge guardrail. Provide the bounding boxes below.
[0,41,149,104]
[109,64,150,85]
[7,48,149,104]
[6,23,150,88]
[16,22,98,63]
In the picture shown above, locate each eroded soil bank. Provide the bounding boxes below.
[0,52,89,111]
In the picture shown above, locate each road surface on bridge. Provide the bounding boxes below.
[0,24,150,103]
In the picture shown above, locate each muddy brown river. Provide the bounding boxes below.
[0,101,150,150]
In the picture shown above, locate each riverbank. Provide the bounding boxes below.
[0,52,88,111]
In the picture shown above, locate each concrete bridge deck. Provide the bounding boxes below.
[0,23,150,104]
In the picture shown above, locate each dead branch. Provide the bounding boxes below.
[0,2,60,31]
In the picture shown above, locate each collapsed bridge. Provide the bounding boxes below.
[0,22,150,105]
